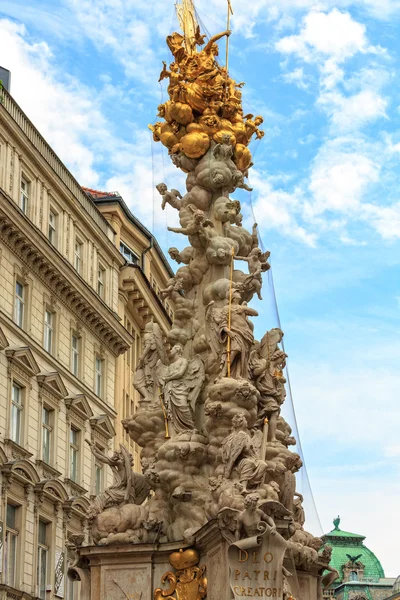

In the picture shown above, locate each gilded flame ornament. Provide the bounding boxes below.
[150,2,263,173]
[154,548,207,600]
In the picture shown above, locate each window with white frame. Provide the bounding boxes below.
[74,239,83,274]
[44,309,54,354]
[94,355,104,398]
[48,209,57,246]
[97,265,105,299]
[119,241,138,264]
[5,503,19,587]
[14,280,25,328]
[42,407,53,464]
[70,426,80,482]
[71,332,81,377]
[20,177,29,214]
[10,382,23,445]
[37,520,49,600]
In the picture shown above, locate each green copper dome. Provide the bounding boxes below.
[322,517,385,583]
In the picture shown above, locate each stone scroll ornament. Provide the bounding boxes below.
[86,1,327,587]
[228,527,288,599]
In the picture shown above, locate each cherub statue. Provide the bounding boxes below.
[213,134,234,161]
[160,275,185,299]
[156,183,183,211]
[133,320,167,403]
[158,61,183,98]
[219,289,258,379]
[168,207,214,238]
[157,344,205,436]
[244,114,265,142]
[85,443,151,521]
[235,247,271,300]
[168,246,194,264]
[221,413,270,490]
[232,170,253,192]
[236,493,276,539]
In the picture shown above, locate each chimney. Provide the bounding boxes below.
[0,67,11,92]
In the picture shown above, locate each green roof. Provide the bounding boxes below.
[322,518,385,584]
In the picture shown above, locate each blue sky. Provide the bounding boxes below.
[1,0,400,576]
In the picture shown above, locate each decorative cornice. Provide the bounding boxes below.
[0,190,132,356]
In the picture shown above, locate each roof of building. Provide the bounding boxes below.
[322,517,385,583]
[82,188,174,278]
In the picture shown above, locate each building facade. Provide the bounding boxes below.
[83,189,174,459]
[0,87,173,600]
[322,518,395,600]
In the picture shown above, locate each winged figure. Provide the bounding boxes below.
[221,413,269,490]
[157,344,205,435]
[235,247,270,301]
[346,554,363,563]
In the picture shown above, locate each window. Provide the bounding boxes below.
[42,407,53,464]
[14,280,25,328]
[95,458,103,496]
[20,177,29,214]
[66,561,76,600]
[48,210,57,246]
[119,241,138,264]
[37,520,49,600]
[350,571,359,581]
[11,383,23,444]
[74,239,83,274]
[5,504,18,587]
[71,333,80,377]
[95,355,103,398]
[97,265,105,299]
[44,310,54,354]
[70,426,80,482]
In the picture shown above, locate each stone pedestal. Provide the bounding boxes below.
[75,521,324,600]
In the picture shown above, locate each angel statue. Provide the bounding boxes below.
[85,442,151,521]
[157,344,205,436]
[156,183,183,211]
[218,492,292,544]
[235,247,271,301]
[219,289,258,379]
[221,413,270,491]
[133,321,167,403]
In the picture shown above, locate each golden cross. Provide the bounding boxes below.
[226,0,233,72]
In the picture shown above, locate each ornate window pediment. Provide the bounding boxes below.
[34,479,69,504]
[37,371,68,400]
[63,496,90,521]
[0,325,9,350]
[65,394,93,421]
[90,414,115,440]
[5,345,40,378]
[1,458,40,487]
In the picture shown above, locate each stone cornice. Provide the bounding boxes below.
[120,264,172,333]
[0,189,132,356]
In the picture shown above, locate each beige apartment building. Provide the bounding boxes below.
[83,188,174,460]
[0,87,174,600]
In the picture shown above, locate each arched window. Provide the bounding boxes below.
[349,571,358,581]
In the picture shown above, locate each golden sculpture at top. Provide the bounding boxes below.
[149,1,264,171]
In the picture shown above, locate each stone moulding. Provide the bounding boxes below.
[0,191,132,356]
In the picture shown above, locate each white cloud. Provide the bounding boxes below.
[248,170,318,246]
[276,9,371,63]
[319,89,388,131]
[306,140,380,216]
[281,66,309,89]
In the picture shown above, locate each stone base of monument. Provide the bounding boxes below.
[74,520,325,600]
